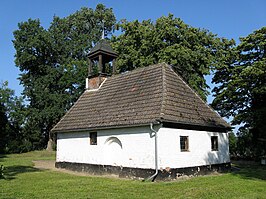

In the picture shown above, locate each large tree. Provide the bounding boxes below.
[111,14,232,99]
[212,27,266,158]
[13,4,116,150]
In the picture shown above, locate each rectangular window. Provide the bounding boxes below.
[90,132,97,145]
[211,136,218,151]
[180,136,189,152]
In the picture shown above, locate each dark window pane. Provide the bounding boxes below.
[211,136,218,151]
[90,132,97,145]
[180,136,189,151]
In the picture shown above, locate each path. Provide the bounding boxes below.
[33,160,92,177]
[33,160,120,178]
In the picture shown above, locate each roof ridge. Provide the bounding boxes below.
[107,64,163,81]
[159,63,167,120]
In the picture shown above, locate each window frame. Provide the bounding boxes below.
[180,136,189,152]
[211,136,218,151]
[90,132,97,145]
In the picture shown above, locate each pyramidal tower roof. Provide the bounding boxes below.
[88,39,118,58]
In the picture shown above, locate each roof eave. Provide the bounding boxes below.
[88,50,118,59]
[51,121,160,134]
[159,119,231,132]
[52,118,231,134]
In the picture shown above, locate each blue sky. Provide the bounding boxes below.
[0,0,265,99]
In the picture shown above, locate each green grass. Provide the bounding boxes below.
[0,151,266,199]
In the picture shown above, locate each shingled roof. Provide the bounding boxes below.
[88,39,118,58]
[52,63,230,133]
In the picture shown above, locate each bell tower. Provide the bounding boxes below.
[86,37,118,90]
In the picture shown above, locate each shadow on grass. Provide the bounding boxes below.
[0,154,6,158]
[1,165,41,180]
[0,154,7,162]
[231,161,266,181]
[0,154,7,179]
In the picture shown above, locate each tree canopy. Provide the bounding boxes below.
[13,4,116,150]
[212,27,266,157]
[111,14,232,99]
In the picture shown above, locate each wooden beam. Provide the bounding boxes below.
[113,59,116,74]
[99,54,103,74]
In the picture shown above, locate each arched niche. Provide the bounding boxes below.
[103,137,124,166]
[104,137,123,149]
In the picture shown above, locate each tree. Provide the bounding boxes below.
[212,27,266,158]
[13,4,116,150]
[0,81,26,153]
[0,102,8,153]
[228,133,237,157]
[111,14,231,99]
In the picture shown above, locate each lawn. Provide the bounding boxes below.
[0,151,265,199]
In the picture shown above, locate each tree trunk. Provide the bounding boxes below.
[46,139,54,151]
[46,132,55,151]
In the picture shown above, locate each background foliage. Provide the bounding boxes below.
[111,15,232,99]
[212,27,266,158]
[0,81,25,153]
[10,4,116,151]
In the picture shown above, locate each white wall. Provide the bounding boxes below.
[157,127,230,169]
[57,126,230,169]
[57,126,156,169]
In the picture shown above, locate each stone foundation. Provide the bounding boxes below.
[55,162,231,181]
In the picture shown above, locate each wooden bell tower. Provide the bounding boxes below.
[86,39,118,90]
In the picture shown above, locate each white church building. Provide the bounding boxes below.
[51,39,231,181]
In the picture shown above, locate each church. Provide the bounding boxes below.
[51,38,231,181]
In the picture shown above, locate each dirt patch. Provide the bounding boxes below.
[32,160,120,179]
[33,160,92,177]
[33,160,56,170]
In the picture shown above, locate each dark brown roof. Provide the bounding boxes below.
[88,39,118,58]
[52,63,230,133]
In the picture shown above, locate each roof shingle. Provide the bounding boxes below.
[52,63,230,132]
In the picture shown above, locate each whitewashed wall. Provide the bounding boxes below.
[56,126,229,169]
[57,126,156,169]
[157,127,230,169]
